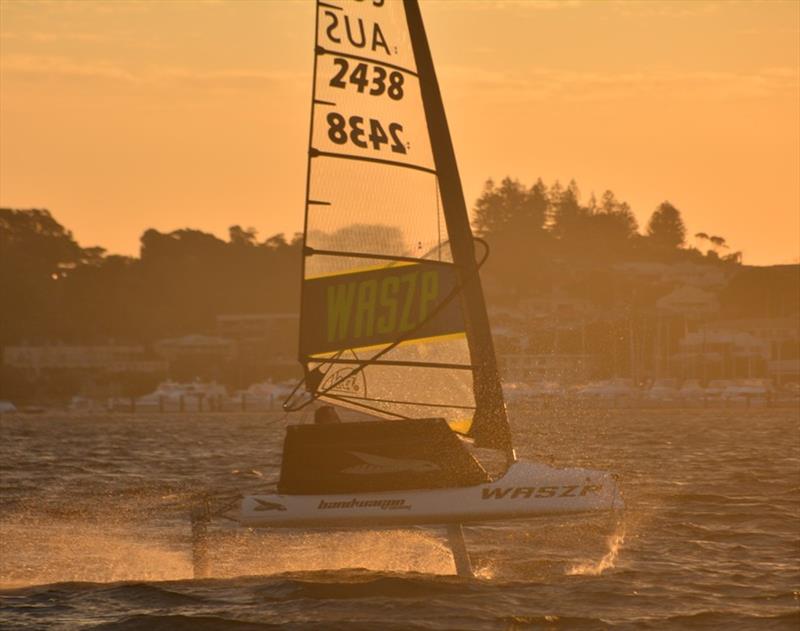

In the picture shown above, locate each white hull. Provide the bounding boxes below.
[236,459,622,528]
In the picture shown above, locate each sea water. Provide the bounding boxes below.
[0,407,797,629]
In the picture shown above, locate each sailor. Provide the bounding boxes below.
[314,405,341,424]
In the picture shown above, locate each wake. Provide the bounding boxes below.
[566,524,626,576]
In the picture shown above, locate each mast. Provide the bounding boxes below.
[403,0,513,458]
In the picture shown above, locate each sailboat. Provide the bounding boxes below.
[191,0,622,578]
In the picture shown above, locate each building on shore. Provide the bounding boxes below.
[673,317,799,384]
[656,285,720,320]
[216,313,298,342]
[215,313,300,383]
[152,334,237,382]
[154,335,237,363]
[2,344,167,400]
[500,353,598,384]
[613,261,730,290]
[3,344,166,377]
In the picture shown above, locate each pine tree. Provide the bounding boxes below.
[647,201,686,249]
[472,177,548,239]
[551,179,586,239]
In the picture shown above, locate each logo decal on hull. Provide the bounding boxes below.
[481,485,603,500]
[342,451,440,475]
[318,498,411,511]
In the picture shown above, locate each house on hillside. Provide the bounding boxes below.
[663,262,729,289]
[215,313,299,380]
[154,335,237,362]
[518,287,594,324]
[673,317,799,384]
[656,285,719,320]
[613,261,729,289]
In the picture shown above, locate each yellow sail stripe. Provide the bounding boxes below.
[308,331,467,358]
[305,260,417,280]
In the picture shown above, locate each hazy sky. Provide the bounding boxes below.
[1,0,798,265]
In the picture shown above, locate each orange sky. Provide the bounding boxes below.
[1,0,798,265]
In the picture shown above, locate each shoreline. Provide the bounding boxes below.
[1,400,798,419]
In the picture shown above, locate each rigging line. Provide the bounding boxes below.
[284,238,491,412]
[323,393,413,420]
[307,200,331,206]
[282,375,307,411]
[304,357,474,370]
[317,1,343,11]
[314,99,336,106]
[309,148,436,176]
[304,246,457,267]
[283,347,344,411]
[315,46,418,77]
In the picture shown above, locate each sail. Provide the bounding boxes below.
[295,0,512,453]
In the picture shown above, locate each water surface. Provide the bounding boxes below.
[1,407,798,629]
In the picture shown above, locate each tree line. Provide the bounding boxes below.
[0,175,787,350]
[472,177,741,264]
[0,208,301,346]
[469,177,745,300]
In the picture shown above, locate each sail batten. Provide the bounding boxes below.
[310,149,437,175]
[304,359,474,371]
[306,248,454,264]
[316,47,420,77]
[293,0,512,452]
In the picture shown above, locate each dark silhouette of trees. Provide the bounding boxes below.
[709,235,727,251]
[229,225,258,247]
[0,187,759,355]
[647,201,686,249]
[694,231,742,263]
[473,177,549,241]
[474,178,644,263]
[472,178,552,295]
[598,191,638,237]
[0,208,86,345]
[136,227,301,339]
[589,190,639,254]
[550,179,587,242]
[1,208,302,346]
[0,196,792,401]
[468,178,754,341]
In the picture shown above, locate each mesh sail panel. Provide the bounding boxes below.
[299,0,475,432]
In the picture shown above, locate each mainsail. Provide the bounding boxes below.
[291,0,512,454]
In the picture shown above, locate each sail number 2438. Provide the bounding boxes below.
[327,113,407,154]
[330,58,404,101]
